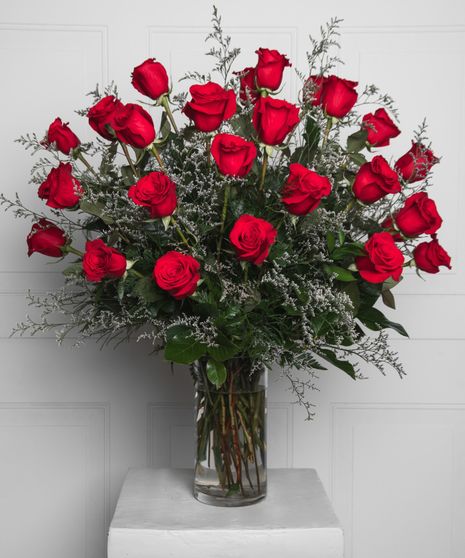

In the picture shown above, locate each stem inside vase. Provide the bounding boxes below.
[192,357,267,507]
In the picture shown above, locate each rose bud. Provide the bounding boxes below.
[229,214,277,265]
[395,191,442,238]
[27,219,67,257]
[362,108,400,147]
[352,155,401,204]
[46,118,80,155]
[304,75,327,106]
[255,48,291,91]
[252,97,300,146]
[281,163,331,215]
[131,58,170,101]
[38,163,83,209]
[320,76,358,119]
[88,95,123,140]
[413,237,451,274]
[153,251,201,299]
[112,103,156,149]
[355,232,404,283]
[82,239,127,282]
[395,142,438,183]
[128,171,177,218]
[210,134,257,177]
[235,67,259,103]
[182,81,236,133]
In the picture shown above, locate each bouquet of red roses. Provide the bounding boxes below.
[2,11,451,504]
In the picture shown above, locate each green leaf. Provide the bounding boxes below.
[207,333,240,362]
[346,129,368,153]
[79,200,114,224]
[290,116,320,166]
[133,276,164,303]
[161,215,171,230]
[348,152,367,166]
[357,306,409,337]
[62,262,82,276]
[206,359,227,388]
[331,243,364,261]
[319,349,357,379]
[381,289,396,309]
[164,325,207,364]
[324,264,357,282]
[116,277,125,301]
[326,232,336,253]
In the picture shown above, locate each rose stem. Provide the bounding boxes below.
[129,268,144,279]
[229,376,244,494]
[63,245,84,257]
[206,136,212,167]
[169,216,190,248]
[344,198,356,213]
[161,96,179,134]
[150,145,166,172]
[119,142,139,178]
[216,183,231,260]
[321,116,333,149]
[76,152,99,178]
[258,148,268,191]
[249,391,262,493]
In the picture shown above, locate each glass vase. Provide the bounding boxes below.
[192,358,267,507]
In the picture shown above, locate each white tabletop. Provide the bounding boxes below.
[108,468,343,558]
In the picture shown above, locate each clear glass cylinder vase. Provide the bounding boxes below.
[192,358,267,507]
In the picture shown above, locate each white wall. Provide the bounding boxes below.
[0,1,464,557]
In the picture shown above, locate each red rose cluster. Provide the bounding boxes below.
[27,44,450,304]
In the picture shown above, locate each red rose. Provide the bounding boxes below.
[38,163,83,209]
[252,97,300,146]
[82,239,127,282]
[281,163,331,215]
[395,192,442,237]
[229,214,277,265]
[355,232,404,283]
[362,108,400,147]
[46,118,80,155]
[153,251,200,299]
[210,134,257,177]
[413,237,451,274]
[305,75,326,106]
[320,76,358,119]
[183,82,236,133]
[255,48,291,91]
[395,142,438,183]
[352,155,401,204]
[131,58,170,101]
[88,95,123,140]
[128,171,177,218]
[112,103,155,149]
[235,67,259,103]
[27,219,67,257]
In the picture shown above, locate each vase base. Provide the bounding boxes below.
[194,484,267,507]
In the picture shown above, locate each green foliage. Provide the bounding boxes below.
[164,325,207,364]
[6,9,413,410]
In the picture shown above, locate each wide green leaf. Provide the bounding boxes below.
[357,305,408,337]
[324,264,357,282]
[164,325,207,364]
[206,359,227,387]
[79,200,114,224]
[346,129,368,153]
[319,349,357,379]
